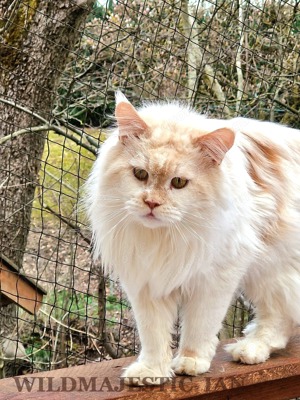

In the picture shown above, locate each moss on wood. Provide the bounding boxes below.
[0,0,39,68]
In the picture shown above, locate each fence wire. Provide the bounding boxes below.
[0,0,299,378]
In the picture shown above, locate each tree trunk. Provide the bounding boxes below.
[0,0,94,377]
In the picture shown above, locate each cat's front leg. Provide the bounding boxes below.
[172,272,239,376]
[122,290,178,386]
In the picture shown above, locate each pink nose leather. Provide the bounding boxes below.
[144,200,160,210]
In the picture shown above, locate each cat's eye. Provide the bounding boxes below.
[133,168,148,181]
[171,177,188,189]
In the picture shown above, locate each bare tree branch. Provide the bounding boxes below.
[42,203,91,246]
[0,125,50,145]
[0,98,98,155]
[272,98,300,116]
[0,98,48,124]
[181,0,232,117]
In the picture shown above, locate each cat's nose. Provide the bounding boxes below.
[144,200,160,210]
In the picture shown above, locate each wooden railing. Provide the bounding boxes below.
[0,329,299,400]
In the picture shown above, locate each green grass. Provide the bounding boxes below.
[32,130,101,223]
[46,289,99,320]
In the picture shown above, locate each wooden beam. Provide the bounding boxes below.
[0,254,46,314]
[0,329,299,399]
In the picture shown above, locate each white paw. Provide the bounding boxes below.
[122,361,173,386]
[172,356,211,376]
[225,339,270,364]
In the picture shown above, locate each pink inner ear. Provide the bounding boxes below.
[115,102,149,141]
[197,128,235,165]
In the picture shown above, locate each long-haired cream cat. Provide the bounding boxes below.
[86,92,300,385]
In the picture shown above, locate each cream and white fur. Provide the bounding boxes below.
[85,92,300,385]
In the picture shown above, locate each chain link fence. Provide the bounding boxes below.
[0,0,299,378]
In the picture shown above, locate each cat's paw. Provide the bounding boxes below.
[172,356,211,376]
[122,361,173,386]
[225,339,270,364]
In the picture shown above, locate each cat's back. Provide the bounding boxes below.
[229,117,300,217]
[230,117,300,153]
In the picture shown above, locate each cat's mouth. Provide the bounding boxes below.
[145,211,157,219]
[139,211,164,227]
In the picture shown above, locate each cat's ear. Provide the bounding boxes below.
[115,91,149,143]
[195,128,235,165]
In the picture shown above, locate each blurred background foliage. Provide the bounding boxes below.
[55,0,300,129]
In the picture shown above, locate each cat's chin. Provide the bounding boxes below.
[138,214,167,229]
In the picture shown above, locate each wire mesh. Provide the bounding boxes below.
[0,0,299,378]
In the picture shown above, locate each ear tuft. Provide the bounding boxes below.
[115,97,149,143]
[196,128,235,165]
[115,90,129,105]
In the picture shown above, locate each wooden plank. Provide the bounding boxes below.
[190,376,300,399]
[0,262,44,314]
[0,254,46,294]
[0,329,299,399]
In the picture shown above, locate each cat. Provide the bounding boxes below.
[85,91,300,386]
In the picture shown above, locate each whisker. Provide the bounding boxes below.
[101,212,129,240]
[181,224,210,254]
[169,224,177,252]
[97,203,124,209]
[180,210,217,230]
[173,221,190,248]
[100,209,127,224]
[180,208,210,221]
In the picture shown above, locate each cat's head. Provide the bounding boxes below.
[101,92,235,230]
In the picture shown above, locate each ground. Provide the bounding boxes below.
[21,222,138,372]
